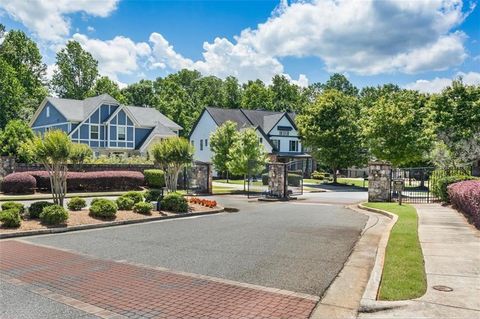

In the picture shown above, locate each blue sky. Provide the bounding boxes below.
[0,0,479,92]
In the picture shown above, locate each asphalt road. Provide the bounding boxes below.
[20,193,367,297]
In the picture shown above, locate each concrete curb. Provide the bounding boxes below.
[0,207,225,239]
[309,204,393,319]
[356,204,402,313]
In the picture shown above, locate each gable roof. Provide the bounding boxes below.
[138,123,177,152]
[31,94,182,131]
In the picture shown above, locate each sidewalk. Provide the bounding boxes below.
[358,204,480,319]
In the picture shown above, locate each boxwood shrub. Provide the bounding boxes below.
[161,193,188,213]
[116,196,135,210]
[67,197,87,211]
[29,201,55,218]
[133,202,153,215]
[89,199,117,218]
[144,169,165,188]
[1,172,36,194]
[1,202,25,214]
[40,205,69,225]
[144,189,162,202]
[122,191,144,204]
[0,209,21,228]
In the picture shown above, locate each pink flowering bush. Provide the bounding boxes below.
[448,180,480,229]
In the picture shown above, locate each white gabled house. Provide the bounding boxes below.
[189,107,314,175]
[29,94,182,156]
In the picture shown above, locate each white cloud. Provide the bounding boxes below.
[405,72,480,93]
[0,0,118,42]
[87,26,95,33]
[72,33,151,82]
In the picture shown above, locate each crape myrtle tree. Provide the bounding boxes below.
[362,89,434,167]
[29,130,72,206]
[227,128,268,191]
[151,137,194,192]
[209,121,239,182]
[69,143,93,170]
[297,89,366,183]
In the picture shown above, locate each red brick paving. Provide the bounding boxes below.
[0,241,317,318]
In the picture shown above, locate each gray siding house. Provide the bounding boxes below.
[30,94,182,156]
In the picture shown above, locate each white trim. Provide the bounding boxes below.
[89,124,100,140]
[68,101,119,137]
[139,133,174,153]
[31,122,72,129]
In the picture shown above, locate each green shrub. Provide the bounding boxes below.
[40,205,69,225]
[432,175,477,202]
[29,201,54,218]
[122,191,144,204]
[144,169,165,188]
[67,197,86,211]
[0,209,21,228]
[116,196,134,210]
[89,199,117,218]
[1,202,25,214]
[144,189,163,202]
[161,193,188,213]
[90,198,102,206]
[133,202,153,215]
[288,173,302,187]
[262,173,269,186]
[311,171,325,180]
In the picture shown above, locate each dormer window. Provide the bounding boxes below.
[46,106,50,118]
[278,126,292,136]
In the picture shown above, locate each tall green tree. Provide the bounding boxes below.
[241,80,272,110]
[0,29,47,120]
[227,128,268,191]
[90,76,125,102]
[0,120,34,159]
[297,90,365,182]
[0,58,25,129]
[270,74,301,112]
[121,79,156,107]
[193,75,224,107]
[322,73,358,96]
[209,121,239,181]
[362,89,433,166]
[51,41,98,99]
[221,76,242,108]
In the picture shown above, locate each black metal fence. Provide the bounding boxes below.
[390,166,472,203]
[287,160,304,196]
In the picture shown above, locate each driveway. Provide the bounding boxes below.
[1,192,368,318]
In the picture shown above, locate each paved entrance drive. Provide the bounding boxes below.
[1,194,368,318]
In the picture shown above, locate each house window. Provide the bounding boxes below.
[279,130,289,136]
[46,106,50,118]
[272,139,280,151]
[259,137,263,144]
[205,139,208,147]
[90,125,99,140]
[118,126,126,141]
[289,140,299,152]
[200,139,203,151]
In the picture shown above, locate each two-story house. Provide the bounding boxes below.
[189,107,313,175]
[29,94,182,156]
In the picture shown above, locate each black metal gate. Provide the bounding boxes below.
[390,166,471,203]
[286,160,304,196]
[247,160,269,198]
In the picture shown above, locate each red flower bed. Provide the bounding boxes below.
[448,180,480,229]
[22,170,144,192]
[1,172,36,194]
[189,197,217,208]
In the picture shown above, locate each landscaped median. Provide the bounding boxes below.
[0,193,224,239]
[361,202,427,301]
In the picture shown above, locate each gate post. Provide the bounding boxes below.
[368,161,392,202]
[268,163,287,199]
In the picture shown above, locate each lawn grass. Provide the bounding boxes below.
[337,177,368,188]
[215,179,263,186]
[363,202,426,300]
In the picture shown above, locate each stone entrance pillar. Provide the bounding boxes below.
[268,163,287,198]
[368,161,392,202]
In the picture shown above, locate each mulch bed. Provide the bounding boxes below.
[0,204,218,234]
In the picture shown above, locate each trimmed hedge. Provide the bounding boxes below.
[448,180,480,229]
[116,196,134,210]
[1,172,36,194]
[161,193,188,213]
[23,170,144,192]
[0,210,21,228]
[144,189,163,202]
[67,197,87,211]
[89,199,117,218]
[144,169,165,188]
[29,201,55,218]
[40,205,69,225]
[431,175,477,202]
[133,202,153,215]
[122,191,144,204]
[1,202,25,214]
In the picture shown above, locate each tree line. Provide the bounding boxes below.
[1,24,479,173]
